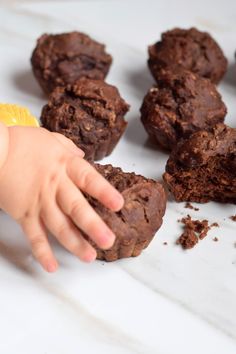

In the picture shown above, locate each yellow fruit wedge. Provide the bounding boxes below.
[0,103,39,127]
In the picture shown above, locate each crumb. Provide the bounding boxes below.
[181,215,210,240]
[176,229,198,249]
[184,202,199,211]
[163,242,168,245]
[213,237,219,242]
[194,220,209,240]
[211,222,219,228]
[230,215,236,222]
[177,215,218,249]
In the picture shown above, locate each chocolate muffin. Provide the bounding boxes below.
[86,164,166,261]
[163,124,236,203]
[140,69,227,150]
[41,78,129,161]
[31,31,112,95]
[148,27,227,85]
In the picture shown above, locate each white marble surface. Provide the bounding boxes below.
[0,0,236,353]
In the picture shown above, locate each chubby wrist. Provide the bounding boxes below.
[0,122,9,171]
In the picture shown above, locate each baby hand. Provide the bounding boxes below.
[0,125,124,272]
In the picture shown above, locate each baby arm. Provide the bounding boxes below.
[0,125,124,272]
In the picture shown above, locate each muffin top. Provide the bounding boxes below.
[88,163,167,238]
[140,68,227,149]
[148,27,227,84]
[31,31,112,93]
[169,124,236,169]
[41,78,129,130]
[41,78,129,160]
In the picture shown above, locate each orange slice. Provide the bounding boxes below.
[0,103,39,127]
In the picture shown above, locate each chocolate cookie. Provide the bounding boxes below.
[140,69,227,150]
[41,78,129,161]
[163,124,236,203]
[31,31,112,95]
[148,28,227,84]
[86,164,166,261]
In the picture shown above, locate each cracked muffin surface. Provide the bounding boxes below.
[41,78,129,161]
[140,69,227,150]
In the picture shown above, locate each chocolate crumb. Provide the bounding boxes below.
[184,202,199,211]
[163,242,168,245]
[177,215,217,249]
[176,229,198,249]
[230,215,236,222]
[181,215,210,240]
[213,237,219,242]
[211,222,219,227]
